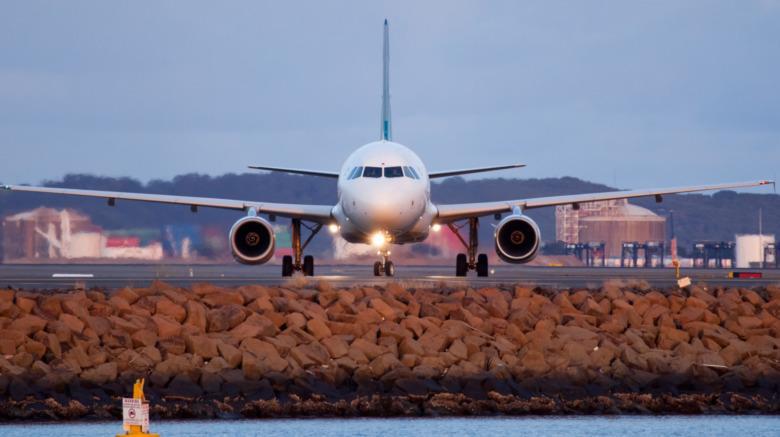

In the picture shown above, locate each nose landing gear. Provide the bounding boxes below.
[372,234,395,277]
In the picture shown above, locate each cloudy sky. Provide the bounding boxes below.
[1,1,778,191]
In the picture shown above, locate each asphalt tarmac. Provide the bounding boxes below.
[1,263,778,290]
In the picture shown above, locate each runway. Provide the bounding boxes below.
[1,263,778,290]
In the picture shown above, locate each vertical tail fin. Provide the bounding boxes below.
[380,19,392,141]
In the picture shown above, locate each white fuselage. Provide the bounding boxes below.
[332,140,437,245]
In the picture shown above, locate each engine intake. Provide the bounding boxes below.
[229,216,275,264]
[494,215,540,264]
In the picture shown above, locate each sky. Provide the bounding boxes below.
[1,1,779,191]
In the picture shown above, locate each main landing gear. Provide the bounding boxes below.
[448,217,489,277]
[373,234,395,277]
[282,219,322,277]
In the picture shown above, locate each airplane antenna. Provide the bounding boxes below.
[380,19,392,141]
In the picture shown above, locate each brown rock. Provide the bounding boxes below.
[677,306,705,324]
[321,335,349,358]
[62,295,90,319]
[217,343,242,367]
[554,325,598,341]
[590,344,617,368]
[285,312,307,329]
[738,315,763,330]
[158,336,186,355]
[185,334,219,358]
[84,316,111,336]
[305,318,332,340]
[202,291,244,308]
[370,298,400,321]
[449,307,483,328]
[417,330,449,356]
[184,300,208,331]
[131,329,158,348]
[740,288,764,306]
[520,350,549,375]
[448,339,468,361]
[240,338,281,359]
[109,315,144,334]
[247,296,274,313]
[378,320,413,342]
[16,295,37,313]
[102,329,132,349]
[0,289,14,303]
[300,300,328,320]
[0,300,20,318]
[397,338,425,357]
[657,327,691,350]
[109,296,132,314]
[156,299,186,322]
[9,314,47,336]
[152,314,182,338]
[420,303,445,320]
[230,314,278,341]
[0,339,15,355]
[57,313,85,334]
[292,342,330,366]
[81,362,118,385]
[350,338,387,360]
[114,287,139,304]
[254,336,288,356]
[370,353,404,376]
[21,337,45,357]
[767,284,780,301]
[582,298,606,317]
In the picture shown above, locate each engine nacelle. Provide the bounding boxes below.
[494,215,540,264]
[229,216,275,265]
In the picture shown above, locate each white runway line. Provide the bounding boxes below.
[51,273,94,278]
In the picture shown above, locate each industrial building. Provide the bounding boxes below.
[1,207,163,262]
[556,199,666,260]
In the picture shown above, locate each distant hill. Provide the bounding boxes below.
[1,173,777,257]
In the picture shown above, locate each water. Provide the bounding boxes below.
[0,416,777,437]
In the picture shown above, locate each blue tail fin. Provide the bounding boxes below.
[380,19,392,141]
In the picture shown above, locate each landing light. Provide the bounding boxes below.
[329,224,339,233]
[432,224,441,232]
[372,233,386,246]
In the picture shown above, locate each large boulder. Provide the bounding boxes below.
[9,314,47,336]
[81,362,118,385]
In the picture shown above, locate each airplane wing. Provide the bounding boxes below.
[248,166,340,178]
[0,184,334,223]
[428,164,525,179]
[434,180,774,223]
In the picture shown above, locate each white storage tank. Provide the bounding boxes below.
[735,234,775,268]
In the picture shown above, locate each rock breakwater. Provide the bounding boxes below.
[1,280,779,420]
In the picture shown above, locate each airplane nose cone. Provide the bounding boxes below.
[349,184,422,234]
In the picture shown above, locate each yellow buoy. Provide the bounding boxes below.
[116,379,159,437]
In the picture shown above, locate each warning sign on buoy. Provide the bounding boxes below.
[123,398,144,430]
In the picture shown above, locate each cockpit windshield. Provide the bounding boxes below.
[384,166,404,178]
[363,167,382,178]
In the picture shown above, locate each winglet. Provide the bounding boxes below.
[380,19,392,141]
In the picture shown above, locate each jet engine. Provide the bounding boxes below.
[229,216,275,265]
[494,215,540,264]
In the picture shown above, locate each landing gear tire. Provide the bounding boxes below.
[477,253,488,277]
[282,255,293,277]
[374,261,382,277]
[385,261,394,277]
[303,255,314,277]
[456,253,467,277]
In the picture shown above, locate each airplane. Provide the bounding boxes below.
[1,20,774,278]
